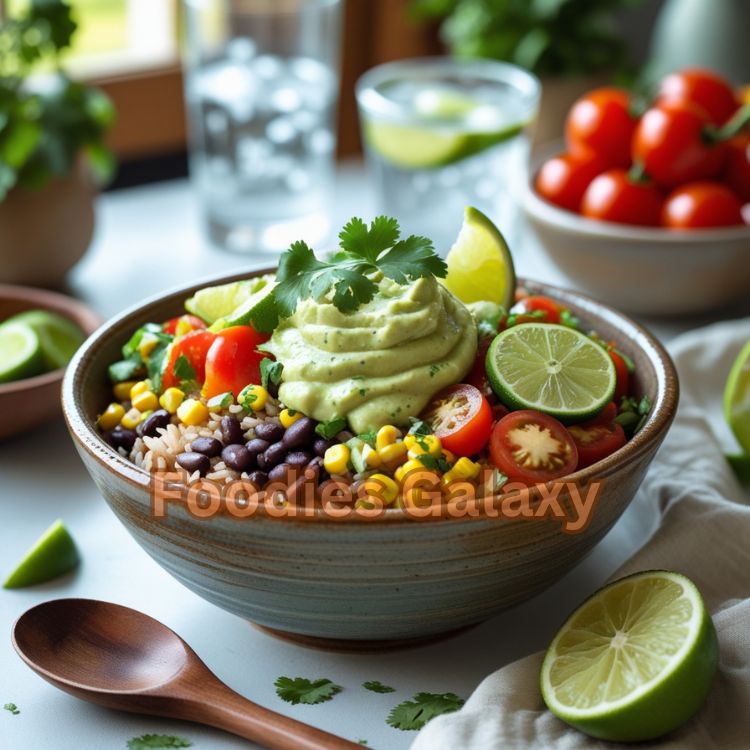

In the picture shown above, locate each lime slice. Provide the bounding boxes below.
[486,323,616,422]
[6,309,85,370]
[441,206,516,308]
[209,281,277,333]
[724,339,750,453]
[0,321,44,383]
[541,570,718,742]
[3,519,80,589]
[185,274,274,324]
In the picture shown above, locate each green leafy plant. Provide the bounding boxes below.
[387,691,464,730]
[274,676,342,705]
[0,0,115,201]
[409,0,640,77]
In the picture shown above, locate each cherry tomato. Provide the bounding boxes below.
[607,348,630,403]
[466,337,495,400]
[163,314,207,336]
[202,326,269,400]
[489,410,578,483]
[568,418,627,469]
[422,384,493,457]
[161,330,217,390]
[581,169,664,226]
[661,181,744,228]
[491,402,510,424]
[632,102,726,188]
[658,68,739,126]
[534,152,604,212]
[510,295,563,324]
[565,88,636,168]
[723,135,750,203]
[591,401,618,427]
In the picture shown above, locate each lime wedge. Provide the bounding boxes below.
[441,206,516,308]
[185,274,275,324]
[209,281,277,333]
[3,519,80,589]
[6,309,85,370]
[541,570,718,742]
[486,323,616,422]
[0,321,44,383]
[724,339,750,453]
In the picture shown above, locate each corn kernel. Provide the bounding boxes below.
[323,443,350,474]
[131,390,159,412]
[137,333,160,359]
[395,458,426,484]
[376,425,401,451]
[139,410,153,423]
[362,473,399,505]
[280,408,303,428]
[403,434,418,450]
[362,444,382,468]
[177,398,209,426]
[377,441,407,466]
[406,433,442,458]
[130,380,152,399]
[441,470,458,490]
[452,457,481,480]
[238,384,268,412]
[121,407,142,430]
[113,381,137,402]
[159,387,185,414]
[175,317,194,337]
[98,403,125,431]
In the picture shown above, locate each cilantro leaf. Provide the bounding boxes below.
[274,676,342,705]
[417,453,451,472]
[108,355,145,384]
[338,215,400,263]
[387,692,464,731]
[363,680,395,694]
[408,417,433,436]
[3,703,19,715]
[173,354,197,390]
[377,235,446,285]
[316,417,348,440]
[260,358,283,391]
[126,735,192,749]
[357,430,377,446]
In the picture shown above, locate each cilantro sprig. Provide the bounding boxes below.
[274,676,342,705]
[126,735,192,749]
[3,703,19,715]
[387,692,464,731]
[362,680,395,694]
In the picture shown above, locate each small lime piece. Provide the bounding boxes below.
[6,309,85,370]
[0,321,44,383]
[441,206,516,309]
[724,339,750,453]
[209,282,277,333]
[541,570,718,742]
[3,520,80,589]
[185,274,274,324]
[486,323,615,422]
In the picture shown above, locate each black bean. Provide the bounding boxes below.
[109,426,137,452]
[222,444,254,472]
[191,436,223,457]
[137,409,171,438]
[259,441,287,470]
[247,470,268,488]
[220,415,244,445]
[254,421,284,443]
[268,462,295,484]
[313,437,333,457]
[286,450,312,467]
[336,430,355,443]
[266,379,279,399]
[281,416,316,448]
[308,456,328,485]
[176,452,210,476]
[246,437,270,456]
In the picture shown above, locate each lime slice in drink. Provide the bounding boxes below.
[541,570,718,742]
[0,321,44,383]
[441,206,516,308]
[185,274,275,324]
[486,323,615,422]
[3,520,80,589]
[6,309,85,370]
[724,339,750,454]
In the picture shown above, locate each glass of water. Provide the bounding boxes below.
[356,58,540,252]
[183,0,342,254]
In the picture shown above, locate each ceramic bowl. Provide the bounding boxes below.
[0,285,100,441]
[521,142,750,316]
[62,271,678,646]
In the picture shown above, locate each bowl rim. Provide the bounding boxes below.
[521,140,750,244]
[62,268,679,525]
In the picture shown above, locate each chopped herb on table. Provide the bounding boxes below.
[362,680,395,694]
[387,692,464,731]
[274,676,342,705]
[3,703,19,715]
[126,734,192,749]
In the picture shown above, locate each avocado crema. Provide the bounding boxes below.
[264,276,477,433]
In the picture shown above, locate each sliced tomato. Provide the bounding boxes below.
[607,347,631,403]
[202,325,269,400]
[568,416,626,469]
[422,384,493,457]
[489,410,578,483]
[163,314,207,336]
[161,329,217,391]
[510,295,563,324]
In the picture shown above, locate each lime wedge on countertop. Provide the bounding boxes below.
[541,570,718,742]
[486,323,616,422]
[0,321,44,383]
[3,520,80,589]
[724,339,750,454]
[185,274,275,324]
[5,309,85,370]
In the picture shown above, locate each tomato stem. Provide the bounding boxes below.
[704,103,750,144]
[627,162,649,184]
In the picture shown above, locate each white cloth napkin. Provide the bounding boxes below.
[412,318,750,750]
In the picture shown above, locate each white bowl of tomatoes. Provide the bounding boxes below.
[521,68,750,316]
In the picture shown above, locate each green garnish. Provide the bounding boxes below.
[316,417,348,440]
[108,356,144,384]
[387,692,464,731]
[206,391,234,410]
[417,453,452,473]
[126,735,192,749]
[3,703,19,715]
[274,677,342,705]
[559,309,580,330]
[362,680,395,694]
[408,416,433,436]
[172,354,198,391]
[238,385,258,410]
[504,308,547,328]
[260,358,283,391]
[357,430,377,446]
[616,394,652,436]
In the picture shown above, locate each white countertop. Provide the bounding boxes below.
[1,162,747,750]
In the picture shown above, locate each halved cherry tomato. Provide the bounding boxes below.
[161,329,217,391]
[202,325,268,400]
[662,181,744,228]
[534,152,604,212]
[466,337,495,401]
[489,410,578,483]
[607,347,630,403]
[422,384,493,457]
[581,169,664,226]
[163,314,207,336]
[591,401,618,426]
[509,295,563,324]
[568,413,626,469]
[657,68,739,126]
[722,135,750,204]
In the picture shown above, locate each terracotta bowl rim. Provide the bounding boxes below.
[62,269,679,525]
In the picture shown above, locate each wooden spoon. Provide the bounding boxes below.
[12,598,362,750]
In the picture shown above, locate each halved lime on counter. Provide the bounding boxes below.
[486,323,616,422]
[0,322,44,383]
[541,570,718,742]
[6,309,85,370]
[185,274,275,325]
[3,520,80,589]
[724,339,750,454]
[441,206,516,309]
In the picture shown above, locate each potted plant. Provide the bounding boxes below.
[0,0,115,287]
[409,0,640,146]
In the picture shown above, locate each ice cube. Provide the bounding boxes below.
[267,117,297,145]
[228,37,257,64]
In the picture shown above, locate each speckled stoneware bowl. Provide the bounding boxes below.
[63,271,678,647]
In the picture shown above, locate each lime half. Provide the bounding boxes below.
[724,339,750,454]
[486,323,615,422]
[6,309,85,370]
[541,570,718,742]
[441,206,516,308]
[186,274,274,325]
[0,321,44,383]
[4,520,80,589]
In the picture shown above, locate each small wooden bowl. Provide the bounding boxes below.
[0,285,101,441]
